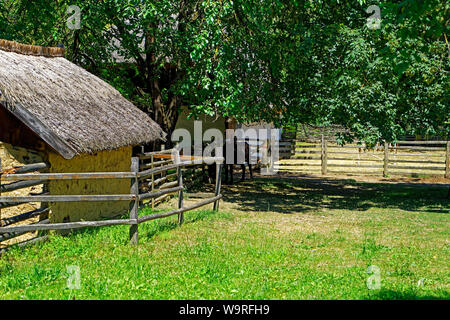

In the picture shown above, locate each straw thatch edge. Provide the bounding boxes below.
[0,39,64,57]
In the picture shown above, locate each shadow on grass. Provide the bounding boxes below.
[219,175,449,215]
[372,289,450,300]
[42,208,222,247]
[138,209,220,241]
[44,174,447,245]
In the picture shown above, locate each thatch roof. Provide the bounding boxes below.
[0,40,165,159]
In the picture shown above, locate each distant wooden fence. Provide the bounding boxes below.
[137,148,224,202]
[0,152,224,252]
[277,137,450,178]
[138,148,179,208]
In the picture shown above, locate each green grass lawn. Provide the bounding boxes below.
[0,177,448,300]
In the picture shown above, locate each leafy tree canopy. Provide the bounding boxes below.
[0,0,448,144]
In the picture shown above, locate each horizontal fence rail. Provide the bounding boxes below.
[0,219,49,243]
[1,162,49,175]
[0,218,135,234]
[0,194,137,203]
[0,179,47,193]
[0,152,225,251]
[1,207,49,227]
[0,158,50,250]
[276,137,450,178]
[1,172,136,182]
[138,195,223,224]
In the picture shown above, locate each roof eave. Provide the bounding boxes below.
[2,102,77,159]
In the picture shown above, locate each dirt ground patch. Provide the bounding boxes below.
[164,171,449,218]
[273,171,450,186]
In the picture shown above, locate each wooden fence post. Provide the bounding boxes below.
[384,141,389,177]
[129,157,139,245]
[174,149,184,225]
[290,140,295,157]
[177,166,184,225]
[151,154,155,209]
[213,160,223,211]
[321,135,328,175]
[445,141,450,179]
[39,183,49,238]
[138,146,144,208]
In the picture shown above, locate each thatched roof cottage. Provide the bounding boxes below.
[0,39,165,225]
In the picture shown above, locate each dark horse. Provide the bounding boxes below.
[203,138,253,184]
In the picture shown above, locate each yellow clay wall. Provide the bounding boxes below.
[47,146,132,223]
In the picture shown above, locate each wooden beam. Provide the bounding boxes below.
[384,141,389,177]
[139,157,224,179]
[159,181,179,190]
[0,219,49,242]
[129,158,139,245]
[0,235,50,255]
[321,135,328,175]
[395,140,448,145]
[0,179,47,193]
[0,218,135,234]
[0,207,50,227]
[388,165,445,171]
[446,142,450,179]
[138,195,222,224]
[138,149,175,160]
[139,186,183,201]
[5,103,77,159]
[214,163,223,211]
[1,172,135,182]
[0,194,135,203]
[1,162,49,175]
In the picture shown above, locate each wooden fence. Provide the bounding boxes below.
[138,148,179,208]
[137,148,224,202]
[0,152,224,252]
[277,137,450,178]
[0,159,50,251]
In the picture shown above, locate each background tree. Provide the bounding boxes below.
[0,0,448,146]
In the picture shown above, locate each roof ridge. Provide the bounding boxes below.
[0,39,65,58]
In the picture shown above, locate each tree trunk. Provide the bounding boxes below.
[152,93,181,149]
[143,33,184,151]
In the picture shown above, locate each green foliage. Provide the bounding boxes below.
[0,0,448,142]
